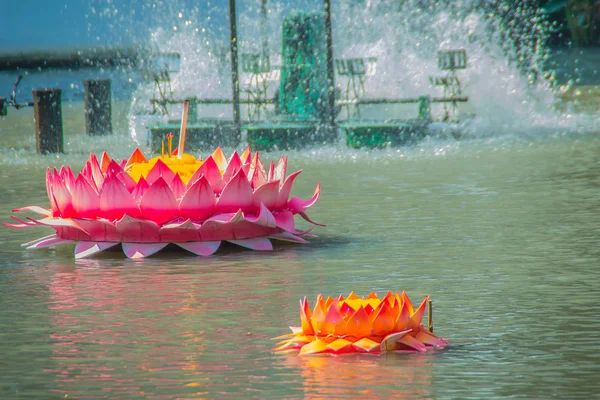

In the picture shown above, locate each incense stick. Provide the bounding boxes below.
[178,99,190,159]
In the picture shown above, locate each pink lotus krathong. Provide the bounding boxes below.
[4,147,324,259]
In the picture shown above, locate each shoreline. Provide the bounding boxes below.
[0,47,150,71]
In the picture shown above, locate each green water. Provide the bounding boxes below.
[1,104,600,399]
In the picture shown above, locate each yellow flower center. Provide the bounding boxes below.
[126,153,205,184]
[342,298,382,311]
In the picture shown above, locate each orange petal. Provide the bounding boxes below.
[126,148,147,168]
[211,147,227,171]
[352,338,380,353]
[300,297,314,335]
[337,294,345,302]
[393,300,411,331]
[345,306,372,339]
[367,292,379,299]
[240,147,251,164]
[415,330,448,349]
[389,298,401,324]
[299,339,329,355]
[327,338,353,354]
[382,290,394,305]
[408,297,428,331]
[339,301,355,320]
[100,151,111,173]
[310,295,327,335]
[380,329,411,352]
[322,301,347,336]
[324,296,333,308]
[398,334,427,352]
[346,291,359,300]
[402,291,414,315]
[370,299,395,336]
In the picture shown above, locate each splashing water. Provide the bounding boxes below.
[124,0,597,145]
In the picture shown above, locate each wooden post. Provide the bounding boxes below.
[84,79,112,136]
[33,88,63,154]
[229,0,241,141]
[324,0,336,129]
[428,298,433,333]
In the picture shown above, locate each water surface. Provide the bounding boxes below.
[1,105,600,398]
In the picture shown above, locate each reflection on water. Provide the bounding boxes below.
[280,354,434,399]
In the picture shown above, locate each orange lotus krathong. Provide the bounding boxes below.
[4,146,323,259]
[274,291,448,356]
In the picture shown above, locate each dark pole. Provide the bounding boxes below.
[324,0,336,130]
[229,0,241,139]
[33,88,64,154]
[84,79,113,136]
[260,0,269,60]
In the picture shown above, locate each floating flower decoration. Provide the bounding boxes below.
[5,143,323,259]
[274,291,448,355]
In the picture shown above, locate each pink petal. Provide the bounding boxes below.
[12,206,51,217]
[26,217,91,240]
[99,175,141,221]
[145,158,175,185]
[158,219,201,242]
[51,176,76,218]
[122,242,168,259]
[268,231,309,243]
[267,161,275,182]
[252,180,280,209]
[71,175,101,218]
[228,237,273,251]
[249,152,267,189]
[105,159,124,177]
[116,171,137,193]
[273,211,296,232]
[10,215,36,226]
[46,168,59,216]
[90,153,105,189]
[222,151,242,184]
[178,176,215,222]
[187,156,222,190]
[75,241,119,259]
[26,235,73,249]
[176,241,221,256]
[115,215,160,242]
[288,182,321,213]
[276,170,302,209]
[59,166,75,193]
[3,221,30,229]
[244,203,276,228]
[274,156,288,184]
[80,162,99,193]
[298,211,326,227]
[216,168,253,213]
[132,176,149,204]
[20,234,58,247]
[241,147,252,165]
[72,218,121,242]
[170,173,186,200]
[139,177,179,224]
[241,151,252,176]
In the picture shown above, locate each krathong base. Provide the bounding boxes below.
[274,291,448,356]
[5,147,323,259]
